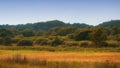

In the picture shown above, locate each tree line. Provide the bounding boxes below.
[0,20,120,47]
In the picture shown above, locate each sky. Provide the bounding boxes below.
[0,0,120,25]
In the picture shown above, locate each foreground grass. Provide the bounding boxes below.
[0,61,119,68]
[0,46,120,68]
[0,54,120,68]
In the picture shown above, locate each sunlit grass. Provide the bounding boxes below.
[0,46,120,68]
[0,54,120,68]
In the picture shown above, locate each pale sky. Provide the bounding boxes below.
[0,0,120,25]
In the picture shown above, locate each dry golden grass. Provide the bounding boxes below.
[0,52,120,63]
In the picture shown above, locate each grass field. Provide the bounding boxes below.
[0,46,120,68]
[0,50,120,62]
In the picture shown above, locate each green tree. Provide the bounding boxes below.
[36,30,45,36]
[0,38,3,45]
[50,37,64,46]
[89,28,107,47]
[22,29,35,37]
[17,39,33,46]
[111,27,120,35]
[47,27,76,36]
[35,38,48,45]
[0,29,13,45]
[0,29,13,37]
[3,37,12,45]
[68,30,91,41]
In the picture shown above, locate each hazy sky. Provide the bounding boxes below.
[0,0,120,25]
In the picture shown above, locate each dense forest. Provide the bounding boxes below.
[0,20,120,47]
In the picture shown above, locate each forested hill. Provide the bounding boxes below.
[0,20,120,30]
[0,20,90,30]
[97,20,120,27]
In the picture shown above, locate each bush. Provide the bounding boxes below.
[79,41,92,47]
[89,28,107,47]
[35,38,48,45]
[3,37,12,46]
[107,40,120,47]
[68,30,91,41]
[12,38,21,44]
[100,42,108,47]
[22,29,35,37]
[0,37,12,46]
[107,35,120,41]
[0,38,3,45]
[90,41,108,47]
[17,39,33,46]
[49,37,64,46]
[65,41,79,47]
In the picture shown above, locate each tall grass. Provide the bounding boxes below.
[0,54,119,68]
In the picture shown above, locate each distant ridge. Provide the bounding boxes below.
[97,20,120,27]
[0,20,120,30]
[0,20,90,30]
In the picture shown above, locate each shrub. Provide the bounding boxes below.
[89,28,107,47]
[100,41,108,47]
[107,40,120,47]
[0,38,3,45]
[35,38,48,45]
[80,41,89,47]
[17,39,33,46]
[65,41,79,47]
[0,37,12,46]
[22,29,35,37]
[49,37,64,46]
[3,37,12,46]
[12,38,21,44]
[68,30,91,41]
[79,41,92,47]
[107,35,120,41]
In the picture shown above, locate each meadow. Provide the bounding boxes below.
[0,1,120,68]
[0,46,120,68]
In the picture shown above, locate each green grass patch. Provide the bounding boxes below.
[0,46,120,53]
